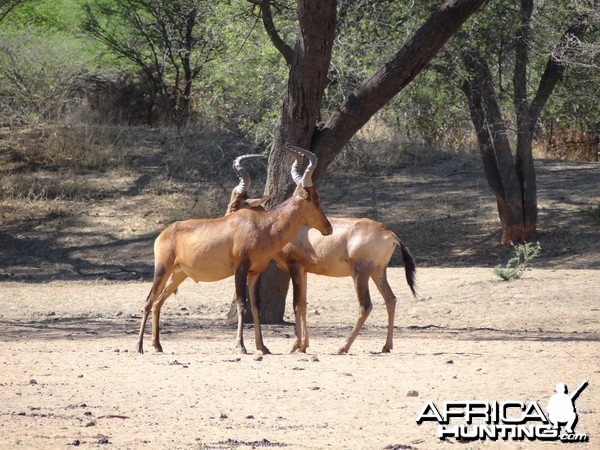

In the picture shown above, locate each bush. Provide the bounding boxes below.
[493,241,542,281]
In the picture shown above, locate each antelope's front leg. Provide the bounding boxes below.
[248,272,271,355]
[151,272,187,353]
[289,264,309,353]
[234,263,250,354]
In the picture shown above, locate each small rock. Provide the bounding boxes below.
[311,355,320,362]
[254,355,263,362]
[406,390,419,397]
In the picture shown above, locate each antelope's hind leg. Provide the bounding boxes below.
[372,267,397,353]
[137,263,172,354]
[338,261,373,354]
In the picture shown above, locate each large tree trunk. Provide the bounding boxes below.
[256,0,337,323]
[257,0,487,323]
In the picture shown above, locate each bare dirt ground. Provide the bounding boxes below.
[0,269,599,449]
[1,130,599,448]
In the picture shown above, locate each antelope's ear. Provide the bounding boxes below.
[296,186,309,199]
[244,195,272,208]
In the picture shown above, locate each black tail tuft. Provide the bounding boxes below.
[399,242,417,298]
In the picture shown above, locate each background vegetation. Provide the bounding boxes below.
[0,1,598,288]
[0,0,596,157]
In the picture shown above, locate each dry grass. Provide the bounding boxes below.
[535,125,599,162]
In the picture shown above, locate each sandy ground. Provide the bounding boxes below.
[1,267,598,449]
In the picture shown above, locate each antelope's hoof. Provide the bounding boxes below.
[238,346,248,355]
[258,347,272,355]
[154,346,163,353]
[290,341,308,353]
[337,347,349,355]
[381,346,392,353]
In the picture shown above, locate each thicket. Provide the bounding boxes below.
[0,0,597,161]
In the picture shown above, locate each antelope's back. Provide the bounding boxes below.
[279,217,397,277]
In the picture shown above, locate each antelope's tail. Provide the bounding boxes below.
[399,241,417,298]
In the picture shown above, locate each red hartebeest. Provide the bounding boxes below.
[227,158,417,354]
[137,146,332,355]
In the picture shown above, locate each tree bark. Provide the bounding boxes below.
[257,0,486,323]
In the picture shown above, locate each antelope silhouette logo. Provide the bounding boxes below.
[547,379,588,434]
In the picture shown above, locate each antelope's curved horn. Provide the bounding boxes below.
[233,154,266,193]
[284,146,317,188]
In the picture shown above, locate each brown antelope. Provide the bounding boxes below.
[136,146,332,355]
[228,159,417,355]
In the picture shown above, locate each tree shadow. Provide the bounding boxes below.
[0,223,154,282]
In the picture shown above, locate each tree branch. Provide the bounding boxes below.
[0,0,23,23]
[249,0,293,65]
[528,15,589,132]
[311,0,487,183]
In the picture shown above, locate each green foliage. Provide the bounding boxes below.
[200,1,290,145]
[1,0,78,31]
[81,0,228,126]
[493,241,542,281]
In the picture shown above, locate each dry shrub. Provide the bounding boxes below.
[157,128,267,189]
[329,118,463,177]
[0,124,137,203]
[1,124,132,174]
[77,73,173,127]
[537,125,599,162]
